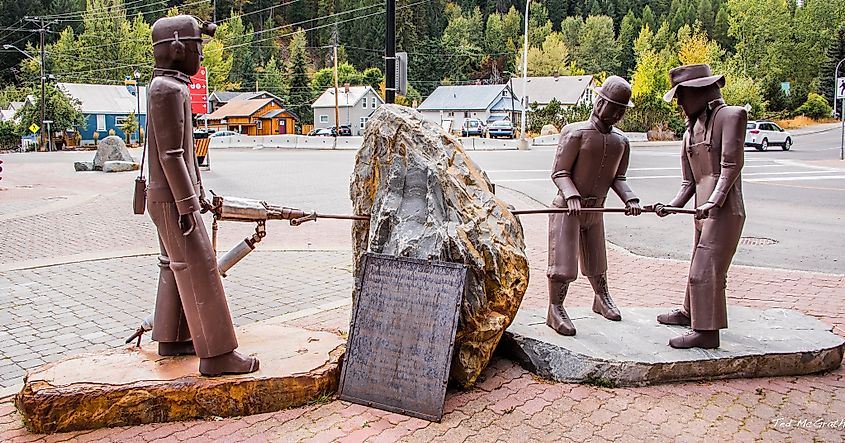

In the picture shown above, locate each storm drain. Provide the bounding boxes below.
[739,237,779,246]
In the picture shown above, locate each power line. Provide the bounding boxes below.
[41,0,164,20]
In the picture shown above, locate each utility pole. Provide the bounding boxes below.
[332,26,340,133]
[39,18,46,151]
[385,0,396,104]
[24,17,51,151]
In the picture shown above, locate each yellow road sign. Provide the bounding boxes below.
[28,123,40,133]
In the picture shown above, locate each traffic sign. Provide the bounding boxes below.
[837,77,845,100]
[28,123,39,133]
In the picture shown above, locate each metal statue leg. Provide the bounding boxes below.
[546,212,578,336]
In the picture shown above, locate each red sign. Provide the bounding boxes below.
[190,67,208,115]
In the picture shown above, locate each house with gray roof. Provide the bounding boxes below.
[509,75,595,109]
[416,84,523,133]
[311,86,384,135]
[57,82,147,144]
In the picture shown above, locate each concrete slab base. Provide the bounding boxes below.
[15,320,345,434]
[501,306,844,387]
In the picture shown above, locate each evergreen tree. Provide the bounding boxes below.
[712,3,732,51]
[285,31,313,126]
[576,15,620,75]
[820,25,845,110]
[258,56,285,98]
[641,5,656,31]
[617,10,640,77]
[560,16,583,56]
[547,0,568,31]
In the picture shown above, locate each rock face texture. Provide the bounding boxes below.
[350,105,529,388]
[540,124,559,136]
[502,306,845,387]
[102,160,140,173]
[15,323,345,434]
[93,136,135,170]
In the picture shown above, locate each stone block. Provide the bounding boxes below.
[15,322,345,434]
[102,160,140,173]
[501,306,844,387]
[73,161,94,172]
[93,136,134,170]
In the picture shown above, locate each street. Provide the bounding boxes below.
[192,125,845,274]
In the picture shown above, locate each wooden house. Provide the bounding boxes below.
[204,98,297,135]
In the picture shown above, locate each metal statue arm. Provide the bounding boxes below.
[550,127,581,200]
[611,138,638,203]
[708,107,747,206]
[150,78,199,215]
[668,133,695,208]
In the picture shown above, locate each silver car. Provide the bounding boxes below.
[745,121,792,151]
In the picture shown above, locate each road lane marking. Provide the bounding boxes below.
[745,175,845,182]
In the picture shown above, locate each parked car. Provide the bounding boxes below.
[487,119,515,139]
[309,127,335,137]
[461,118,486,137]
[745,121,792,151]
[335,125,353,136]
[210,130,239,138]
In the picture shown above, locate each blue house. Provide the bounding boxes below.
[57,82,147,145]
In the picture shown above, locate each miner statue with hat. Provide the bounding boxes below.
[146,15,259,375]
[654,63,747,349]
[546,75,642,336]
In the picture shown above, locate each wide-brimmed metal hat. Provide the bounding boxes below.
[595,75,634,108]
[663,63,725,102]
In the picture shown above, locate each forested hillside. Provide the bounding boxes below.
[0,0,843,130]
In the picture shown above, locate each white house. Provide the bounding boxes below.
[416,84,523,132]
[509,75,596,109]
[311,86,384,135]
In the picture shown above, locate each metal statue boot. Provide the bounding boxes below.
[657,309,692,326]
[199,351,260,376]
[589,273,621,321]
[669,330,720,349]
[547,280,576,336]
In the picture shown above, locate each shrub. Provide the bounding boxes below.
[793,93,832,119]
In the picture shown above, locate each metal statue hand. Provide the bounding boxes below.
[653,202,670,217]
[566,196,582,216]
[179,212,198,236]
[695,202,717,220]
[625,199,642,216]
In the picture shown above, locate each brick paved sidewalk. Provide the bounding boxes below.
[0,165,843,441]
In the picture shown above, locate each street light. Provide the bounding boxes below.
[5,43,47,151]
[134,69,142,146]
[519,0,530,150]
[3,44,38,63]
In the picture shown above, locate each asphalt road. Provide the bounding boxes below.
[470,126,845,275]
[7,124,843,274]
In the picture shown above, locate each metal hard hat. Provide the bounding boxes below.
[151,15,216,47]
[595,75,634,108]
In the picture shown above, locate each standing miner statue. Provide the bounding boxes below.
[146,15,259,375]
[654,63,747,349]
[546,76,642,336]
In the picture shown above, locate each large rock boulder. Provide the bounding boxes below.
[350,105,529,388]
[93,136,134,170]
[540,124,559,136]
[102,160,140,173]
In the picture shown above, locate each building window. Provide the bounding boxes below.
[257,120,263,130]
[96,114,106,131]
[360,117,369,129]
[448,112,455,117]
[371,97,377,108]
[319,115,328,123]
[464,111,470,118]
[115,116,127,127]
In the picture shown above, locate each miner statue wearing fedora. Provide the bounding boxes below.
[146,15,259,375]
[654,63,747,349]
[546,76,642,336]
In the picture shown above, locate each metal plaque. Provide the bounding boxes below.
[339,253,466,422]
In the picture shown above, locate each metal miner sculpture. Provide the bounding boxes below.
[147,15,258,375]
[654,63,747,349]
[547,76,642,336]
